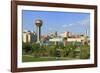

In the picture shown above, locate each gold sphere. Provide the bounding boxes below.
[35,19,42,27]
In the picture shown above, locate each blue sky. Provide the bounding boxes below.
[22,10,90,35]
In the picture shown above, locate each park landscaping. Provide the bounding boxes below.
[22,42,90,62]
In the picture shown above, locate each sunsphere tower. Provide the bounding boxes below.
[35,19,43,43]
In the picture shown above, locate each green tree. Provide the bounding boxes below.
[46,45,57,57]
[22,42,32,54]
[80,45,90,59]
[31,43,40,57]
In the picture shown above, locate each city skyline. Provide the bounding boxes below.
[22,10,90,36]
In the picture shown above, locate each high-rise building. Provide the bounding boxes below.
[22,31,37,43]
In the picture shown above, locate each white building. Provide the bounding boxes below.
[49,37,63,42]
[49,35,88,45]
[59,32,72,38]
[22,31,37,43]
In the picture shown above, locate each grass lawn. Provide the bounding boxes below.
[22,55,77,62]
[22,55,58,62]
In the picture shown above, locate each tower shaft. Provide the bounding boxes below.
[35,19,43,43]
[36,27,41,43]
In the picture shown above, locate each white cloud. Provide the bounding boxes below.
[77,17,90,26]
[62,17,90,29]
[48,28,53,31]
[62,23,73,28]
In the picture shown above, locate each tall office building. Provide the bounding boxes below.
[22,31,36,43]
